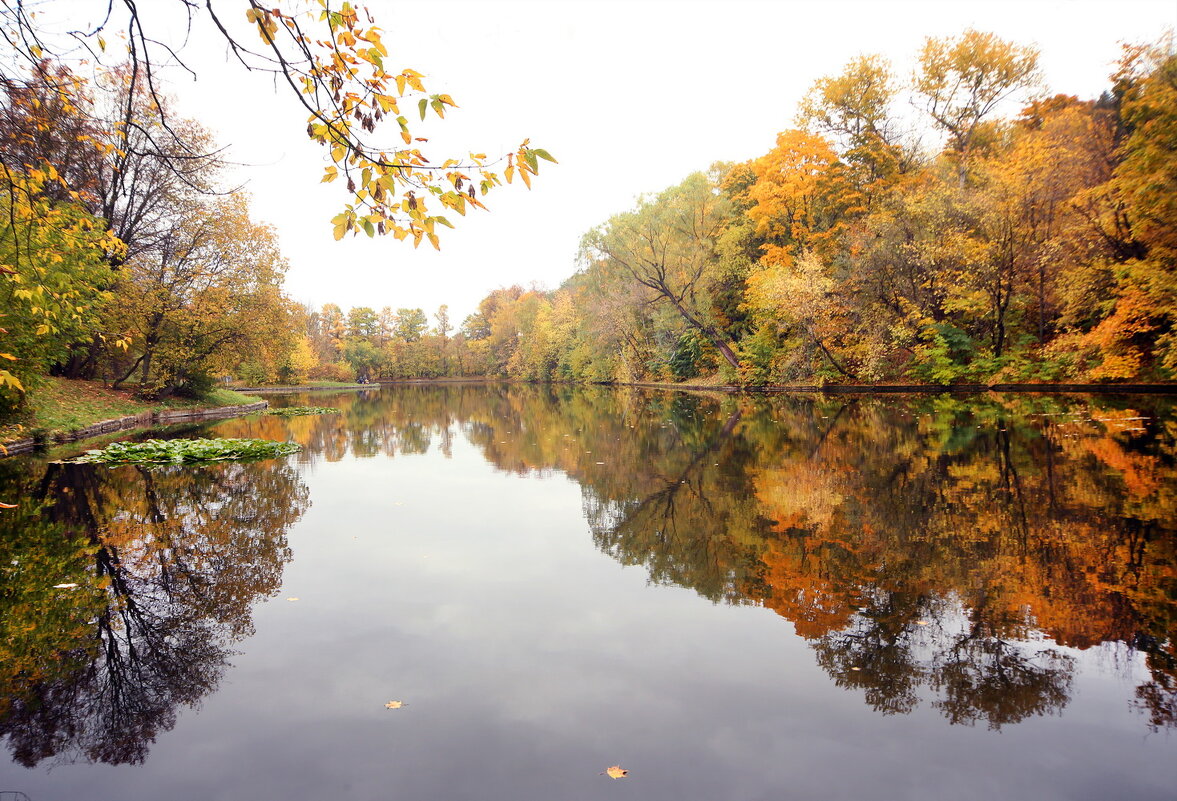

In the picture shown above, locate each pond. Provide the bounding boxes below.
[1,384,1174,801]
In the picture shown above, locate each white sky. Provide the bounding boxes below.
[72,0,1177,321]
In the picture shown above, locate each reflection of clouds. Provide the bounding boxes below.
[572,392,1177,730]
[175,386,1177,736]
[4,385,1175,800]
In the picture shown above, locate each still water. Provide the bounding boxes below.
[0,384,1174,801]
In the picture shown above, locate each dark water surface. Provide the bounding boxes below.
[1,385,1174,801]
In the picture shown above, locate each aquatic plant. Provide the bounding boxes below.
[69,438,301,464]
[264,406,339,417]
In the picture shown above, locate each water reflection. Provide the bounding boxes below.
[0,458,309,766]
[237,385,1177,731]
[1,383,1174,782]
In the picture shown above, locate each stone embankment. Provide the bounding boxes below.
[232,384,376,392]
[1,401,268,457]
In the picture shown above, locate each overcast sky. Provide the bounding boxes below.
[113,0,1177,321]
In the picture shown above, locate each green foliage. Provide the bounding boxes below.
[737,325,782,385]
[170,369,217,399]
[238,361,273,386]
[392,308,429,342]
[669,331,708,380]
[309,33,1177,389]
[342,338,381,378]
[69,437,300,464]
[1,172,122,416]
[910,323,977,384]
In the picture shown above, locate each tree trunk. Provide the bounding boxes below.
[665,295,741,371]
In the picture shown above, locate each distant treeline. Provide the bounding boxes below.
[5,29,1175,413]
[330,30,1176,386]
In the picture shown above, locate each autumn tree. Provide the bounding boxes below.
[798,54,910,204]
[744,249,860,379]
[107,194,292,395]
[915,29,1041,182]
[0,168,123,410]
[1100,45,1177,373]
[433,304,451,372]
[0,1,554,247]
[581,171,741,370]
[743,130,846,261]
[392,308,429,343]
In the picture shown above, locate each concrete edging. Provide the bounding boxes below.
[1,401,269,457]
[624,382,1177,395]
[232,384,376,393]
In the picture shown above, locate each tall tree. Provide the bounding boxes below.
[915,29,1041,181]
[1108,46,1177,372]
[580,172,741,370]
[107,194,291,394]
[393,308,429,343]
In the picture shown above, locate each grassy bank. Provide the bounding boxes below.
[1,377,261,445]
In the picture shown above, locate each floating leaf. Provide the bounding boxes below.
[385,700,405,709]
[602,766,629,779]
[266,406,340,417]
[66,438,301,464]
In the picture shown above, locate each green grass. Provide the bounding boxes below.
[1,378,262,445]
[198,388,260,406]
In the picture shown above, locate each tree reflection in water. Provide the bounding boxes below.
[249,385,1174,731]
[417,387,1173,732]
[2,383,1172,770]
[0,459,308,766]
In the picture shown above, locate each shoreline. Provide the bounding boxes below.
[369,378,1177,395]
[624,382,1177,395]
[1,401,269,457]
[7,379,1174,457]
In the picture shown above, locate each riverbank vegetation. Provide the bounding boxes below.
[0,61,309,419]
[0,1,548,425]
[452,32,1177,386]
[4,25,1175,418]
[69,437,300,464]
[0,378,258,446]
[302,31,1177,387]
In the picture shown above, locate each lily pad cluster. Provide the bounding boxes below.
[264,406,339,417]
[69,437,301,464]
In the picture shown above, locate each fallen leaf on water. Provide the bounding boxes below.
[53,583,78,589]
[915,620,928,626]
[385,700,405,709]
[287,597,300,602]
[602,766,628,779]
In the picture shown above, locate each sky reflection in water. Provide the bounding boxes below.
[0,385,1174,801]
